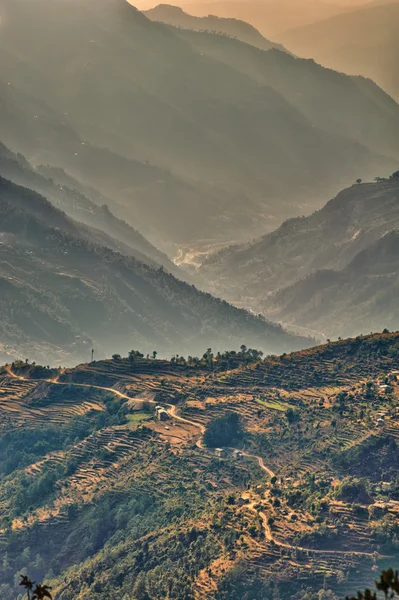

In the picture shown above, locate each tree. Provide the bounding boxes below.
[356,178,363,184]
[347,569,399,600]
[152,351,157,360]
[203,412,243,448]
[20,576,52,600]
[112,354,121,361]
[286,408,300,424]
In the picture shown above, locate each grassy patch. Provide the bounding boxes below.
[127,412,153,426]
[255,398,293,412]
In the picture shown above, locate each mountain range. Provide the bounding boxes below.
[0,142,179,274]
[178,0,360,38]
[281,2,399,102]
[1,0,399,251]
[144,4,288,52]
[0,174,310,365]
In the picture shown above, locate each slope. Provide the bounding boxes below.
[281,2,399,102]
[200,174,399,311]
[177,29,399,164]
[0,333,398,599]
[0,0,398,247]
[0,141,181,274]
[0,177,310,365]
[0,79,229,249]
[267,229,399,338]
[144,4,287,52]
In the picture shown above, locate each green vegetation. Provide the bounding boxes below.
[203,412,244,448]
[0,333,397,599]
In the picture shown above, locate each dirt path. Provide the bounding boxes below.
[166,404,275,476]
[246,503,390,559]
[6,367,133,402]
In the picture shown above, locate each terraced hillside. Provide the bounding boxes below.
[0,332,398,599]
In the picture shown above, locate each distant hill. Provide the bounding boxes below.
[0,79,231,250]
[180,0,357,38]
[267,229,399,338]
[200,175,399,322]
[0,141,181,274]
[0,177,310,365]
[0,0,398,250]
[144,4,287,52]
[281,2,399,102]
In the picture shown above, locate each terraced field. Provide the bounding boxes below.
[0,333,397,599]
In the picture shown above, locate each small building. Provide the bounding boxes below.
[155,406,170,421]
[215,448,226,458]
[376,418,385,427]
[233,450,243,460]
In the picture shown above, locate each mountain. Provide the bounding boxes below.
[200,175,399,315]
[267,229,399,338]
[281,2,399,102]
[144,4,287,52]
[0,0,398,250]
[0,332,398,599]
[0,141,181,274]
[179,0,357,38]
[175,30,399,163]
[0,176,310,365]
[0,79,230,250]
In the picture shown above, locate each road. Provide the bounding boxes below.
[6,366,133,401]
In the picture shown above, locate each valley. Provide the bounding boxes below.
[0,1,398,598]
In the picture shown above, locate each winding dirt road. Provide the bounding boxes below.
[6,366,133,401]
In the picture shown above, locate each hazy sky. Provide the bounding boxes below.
[132,0,372,7]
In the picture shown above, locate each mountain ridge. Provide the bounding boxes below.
[200,175,399,334]
[1,0,398,248]
[0,176,310,365]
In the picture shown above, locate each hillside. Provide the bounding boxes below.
[267,230,399,338]
[281,2,399,102]
[144,4,287,52]
[0,79,230,250]
[0,141,180,274]
[0,0,399,249]
[0,177,309,365]
[200,175,399,316]
[0,333,398,599]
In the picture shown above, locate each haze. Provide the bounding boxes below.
[130,0,378,37]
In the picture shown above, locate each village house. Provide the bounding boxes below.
[155,406,170,421]
[215,448,226,458]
